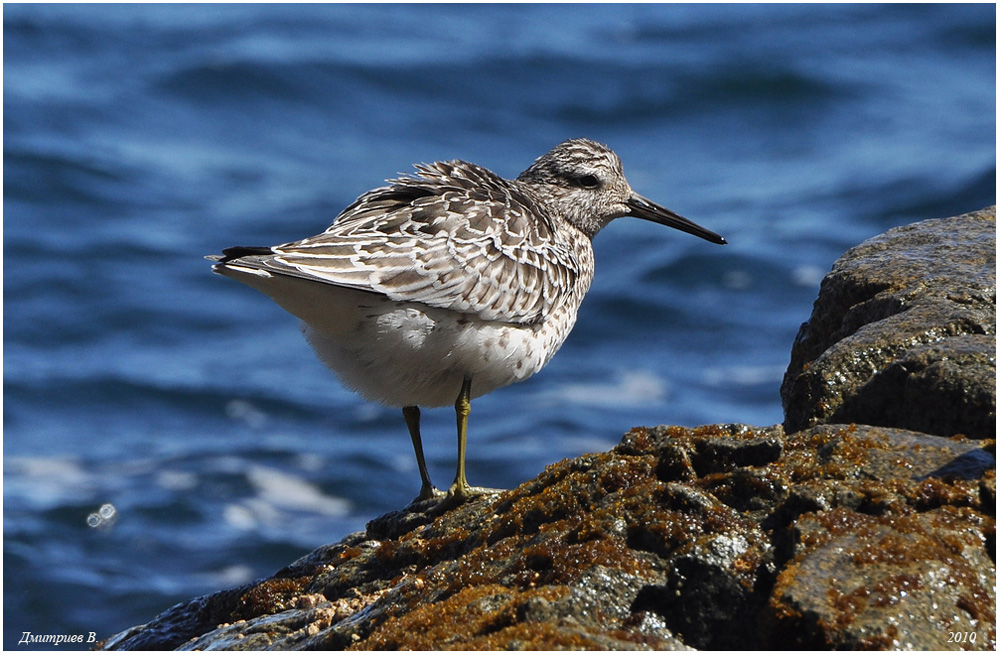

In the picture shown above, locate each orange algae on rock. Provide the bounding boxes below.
[353,584,575,650]
[100,422,994,651]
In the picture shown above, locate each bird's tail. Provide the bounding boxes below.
[212,246,274,264]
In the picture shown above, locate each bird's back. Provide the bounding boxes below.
[217,159,593,327]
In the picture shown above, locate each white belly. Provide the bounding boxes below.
[215,263,580,408]
[304,299,562,407]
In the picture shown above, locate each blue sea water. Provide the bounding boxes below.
[3,3,995,648]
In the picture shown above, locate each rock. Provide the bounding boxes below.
[101,424,995,651]
[781,207,996,438]
[771,506,995,650]
[101,212,997,650]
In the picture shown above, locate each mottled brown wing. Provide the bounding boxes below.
[258,161,581,325]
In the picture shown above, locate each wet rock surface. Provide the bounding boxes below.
[772,505,994,650]
[102,424,995,651]
[102,209,996,651]
[781,207,996,438]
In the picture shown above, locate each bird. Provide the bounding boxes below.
[209,138,725,506]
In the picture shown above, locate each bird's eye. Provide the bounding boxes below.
[578,174,600,188]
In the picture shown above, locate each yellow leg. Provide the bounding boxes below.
[403,406,439,501]
[447,376,473,501]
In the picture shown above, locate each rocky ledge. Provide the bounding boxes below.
[782,206,995,438]
[103,208,995,651]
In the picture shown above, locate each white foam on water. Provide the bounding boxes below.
[6,456,96,507]
[701,365,786,387]
[223,465,351,530]
[539,370,669,408]
[156,469,199,491]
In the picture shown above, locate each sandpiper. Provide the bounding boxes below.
[210,138,725,505]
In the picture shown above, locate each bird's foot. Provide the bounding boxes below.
[408,484,446,506]
[405,483,504,513]
[437,482,505,509]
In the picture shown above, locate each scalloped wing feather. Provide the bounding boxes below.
[264,161,581,325]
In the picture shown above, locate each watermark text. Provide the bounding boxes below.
[18,631,97,646]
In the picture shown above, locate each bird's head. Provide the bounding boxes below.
[517,138,726,244]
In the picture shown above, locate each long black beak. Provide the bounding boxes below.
[627,194,726,245]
